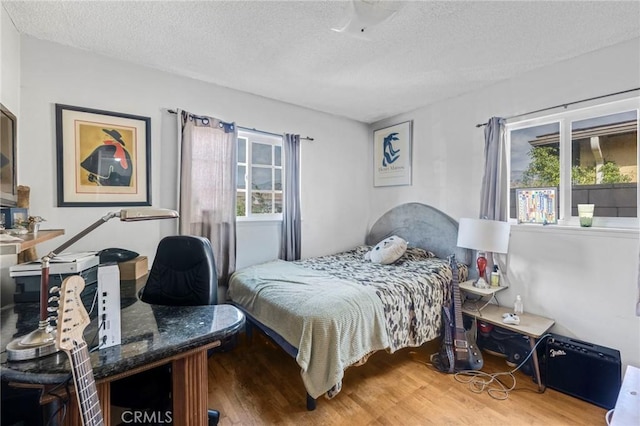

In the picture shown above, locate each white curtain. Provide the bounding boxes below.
[178,110,237,285]
[479,117,508,273]
[280,133,301,260]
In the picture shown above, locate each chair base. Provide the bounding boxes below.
[208,409,220,426]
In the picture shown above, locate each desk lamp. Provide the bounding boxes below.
[456,218,510,288]
[6,207,178,361]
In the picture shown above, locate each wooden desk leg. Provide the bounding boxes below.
[529,337,545,392]
[172,349,208,426]
[62,382,110,426]
[97,382,111,425]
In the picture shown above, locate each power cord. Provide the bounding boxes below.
[454,369,516,400]
[88,317,107,352]
[453,333,552,400]
[605,408,615,425]
[44,374,73,426]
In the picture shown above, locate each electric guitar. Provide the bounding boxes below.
[435,254,483,372]
[54,276,104,426]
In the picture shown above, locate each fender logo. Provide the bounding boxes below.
[550,349,566,358]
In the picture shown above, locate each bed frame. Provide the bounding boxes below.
[234,202,471,410]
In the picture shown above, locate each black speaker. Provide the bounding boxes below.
[545,334,621,409]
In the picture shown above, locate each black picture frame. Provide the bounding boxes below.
[55,104,151,207]
[0,103,17,207]
[373,120,413,187]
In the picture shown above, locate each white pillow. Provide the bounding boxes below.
[366,235,408,264]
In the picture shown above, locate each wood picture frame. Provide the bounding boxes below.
[55,104,151,207]
[373,121,412,187]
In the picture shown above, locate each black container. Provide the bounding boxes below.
[13,265,98,313]
[544,334,621,409]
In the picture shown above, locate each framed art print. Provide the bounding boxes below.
[55,104,151,207]
[516,187,557,224]
[0,103,17,206]
[373,120,412,187]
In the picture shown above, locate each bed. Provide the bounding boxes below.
[228,203,472,409]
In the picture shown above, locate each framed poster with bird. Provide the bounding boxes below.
[55,104,151,206]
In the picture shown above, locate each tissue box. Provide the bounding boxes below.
[118,256,148,280]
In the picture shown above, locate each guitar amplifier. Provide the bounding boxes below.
[545,334,621,409]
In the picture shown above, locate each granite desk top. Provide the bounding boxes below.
[0,281,244,385]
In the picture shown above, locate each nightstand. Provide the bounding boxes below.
[461,302,555,391]
[459,280,506,313]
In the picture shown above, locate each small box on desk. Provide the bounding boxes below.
[0,207,28,229]
[118,256,148,280]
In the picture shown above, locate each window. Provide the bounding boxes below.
[236,129,283,219]
[507,98,639,228]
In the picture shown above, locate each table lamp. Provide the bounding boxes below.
[6,207,178,361]
[456,218,510,288]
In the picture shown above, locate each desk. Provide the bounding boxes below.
[0,229,65,255]
[462,302,554,391]
[611,365,640,426]
[0,277,245,425]
[1,230,65,305]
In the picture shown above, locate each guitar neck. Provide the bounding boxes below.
[67,342,104,426]
[451,262,465,332]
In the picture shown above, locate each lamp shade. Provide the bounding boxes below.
[118,208,179,221]
[457,218,510,254]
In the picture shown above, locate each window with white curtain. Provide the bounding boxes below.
[236,129,283,219]
[507,97,639,228]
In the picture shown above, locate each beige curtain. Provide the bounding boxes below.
[178,110,237,285]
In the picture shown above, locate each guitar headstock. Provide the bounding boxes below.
[54,275,89,353]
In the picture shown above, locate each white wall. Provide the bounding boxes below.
[369,38,640,368]
[0,7,22,305]
[13,36,370,303]
[0,6,20,111]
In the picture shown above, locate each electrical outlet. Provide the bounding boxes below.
[98,264,121,348]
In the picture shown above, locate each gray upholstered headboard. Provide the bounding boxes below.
[365,202,472,266]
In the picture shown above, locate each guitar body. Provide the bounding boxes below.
[433,255,483,372]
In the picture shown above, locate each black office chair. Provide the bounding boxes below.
[111,235,220,426]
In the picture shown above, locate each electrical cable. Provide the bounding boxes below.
[605,408,615,425]
[454,333,553,400]
[43,374,73,426]
[87,317,106,352]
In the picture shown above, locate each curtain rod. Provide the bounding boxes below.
[475,87,640,128]
[167,109,314,141]
[237,126,314,141]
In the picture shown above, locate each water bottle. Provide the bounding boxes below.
[514,295,524,315]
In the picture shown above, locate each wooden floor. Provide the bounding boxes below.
[207,334,607,425]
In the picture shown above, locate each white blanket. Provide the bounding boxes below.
[228,260,389,399]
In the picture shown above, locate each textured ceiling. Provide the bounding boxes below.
[3,1,640,123]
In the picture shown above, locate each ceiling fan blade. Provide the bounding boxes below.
[331,0,403,38]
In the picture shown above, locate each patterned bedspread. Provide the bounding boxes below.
[294,246,468,352]
[229,245,468,398]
